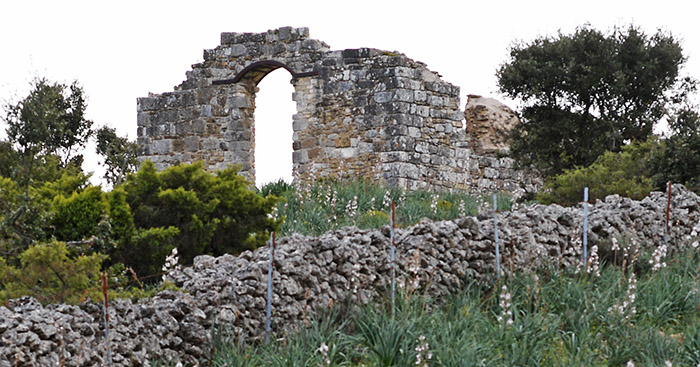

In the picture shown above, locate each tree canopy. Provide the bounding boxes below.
[4,78,93,169]
[498,25,696,176]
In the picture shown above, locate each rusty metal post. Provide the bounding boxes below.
[583,187,589,268]
[665,182,672,243]
[493,194,501,278]
[390,201,396,311]
[101,272,113,367]
[265,232,275,343]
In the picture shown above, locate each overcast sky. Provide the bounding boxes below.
[1,0,698,186]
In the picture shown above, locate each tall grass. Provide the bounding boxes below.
[259,179,512,237]
[209,246,700,366]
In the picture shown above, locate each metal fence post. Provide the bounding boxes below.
[265,232,275,343]
[390,201,396,311]
[665,181,672,244]
[493,194,501,278]
[101,272,113,367]
[583,187,589,268]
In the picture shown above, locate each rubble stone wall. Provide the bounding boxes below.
[2,185,700,366]
[137,27,539,193]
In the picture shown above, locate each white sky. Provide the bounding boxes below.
[1,0,698,187]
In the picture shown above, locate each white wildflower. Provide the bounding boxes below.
[382,190,392,209]
[497,285,514,327]
[649,242,668,271]
[317,342,330,366]
[430,194,439,215]
[611,237,620,252]
[608,273,637,320]
[458,199,466,217]
[161,247,180,281]
[587,245,600,277]
[345,195,358,224]
[414,335,432,367]
[626,361,635,367]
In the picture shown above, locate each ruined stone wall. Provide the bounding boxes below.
[137,27,538,193]
[2,185,699,366]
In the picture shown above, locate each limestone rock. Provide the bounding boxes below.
[464,95,519,155]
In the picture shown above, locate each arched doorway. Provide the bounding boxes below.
[254,68,294,187]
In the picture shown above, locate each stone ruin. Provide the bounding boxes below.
[3,184,700,366]
[137,27,539,193]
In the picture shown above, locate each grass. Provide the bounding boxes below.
[207,245,700,367]
[259,178,513,237]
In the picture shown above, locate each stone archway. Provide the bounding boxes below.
[208,59,316,184]
[137,27,539,193]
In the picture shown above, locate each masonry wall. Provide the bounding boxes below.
[137,27,539,193]
[3,185,699,366]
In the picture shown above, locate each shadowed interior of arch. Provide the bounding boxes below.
[253,67,295,187]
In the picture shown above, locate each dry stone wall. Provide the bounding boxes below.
[3,185,700,366]
[137,27,539,193]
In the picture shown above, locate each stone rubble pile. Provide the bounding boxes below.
[2,185,699,366]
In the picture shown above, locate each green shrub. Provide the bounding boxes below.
[0,241,105,304]
[122,161,279,266]
[537,139,660,205]
[51,186,108,241]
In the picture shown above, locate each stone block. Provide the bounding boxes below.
[373,92,392,103]
[137,112,151,127]
[199,105,212,117]
[202,137,221,151]
[185,137,200,152]
[339,147,357,159]
[358,142,374,154]
[408,127,421,138]
[292,150,309,164]
[152,139,172,155]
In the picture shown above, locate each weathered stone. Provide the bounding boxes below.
[464,95,519,155]
[137,27,540,195]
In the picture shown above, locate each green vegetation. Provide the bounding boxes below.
[0,241,105,304]
[653,107,700,192]
[260,178,511,237]
[0,78,280,304]
[208,244,700,366]
[536,139,659,205]
[498,24,695,177]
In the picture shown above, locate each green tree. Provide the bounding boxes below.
[4,78,93,174]
[653,106,700,191]
[498,25,696,176]
[95,126,139,186]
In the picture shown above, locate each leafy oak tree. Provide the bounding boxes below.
[653,106,700,191]
[95,126,139,186]
[498,25,696,176]
[3,78,93,180]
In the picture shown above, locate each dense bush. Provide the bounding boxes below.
[537,139,660,206]
[1,159,281,300]
[122,161,280,266]
[51,186,108,241]
[0,241,105,304]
